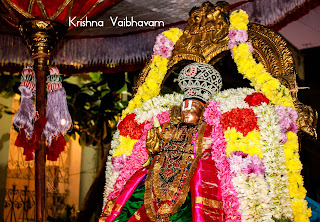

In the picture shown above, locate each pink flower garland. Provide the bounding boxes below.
[153,33,174,58]
[275,105,298,143]
[107,133,149,201]
[106,111,170,201]
[203,100,241,221]
[228,27,253,58]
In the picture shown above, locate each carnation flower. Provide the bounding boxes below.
[244,92,269,106]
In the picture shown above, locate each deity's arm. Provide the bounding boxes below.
[146,127,161,154]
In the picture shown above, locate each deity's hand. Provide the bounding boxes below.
[146,127,161,154]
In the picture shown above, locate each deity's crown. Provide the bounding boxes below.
[178,62,222,103]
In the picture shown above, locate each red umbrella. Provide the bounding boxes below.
[0,0,118,29]
[0,1,119,221]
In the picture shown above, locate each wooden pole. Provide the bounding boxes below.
[34,68,47,222]
[19,19,66,222]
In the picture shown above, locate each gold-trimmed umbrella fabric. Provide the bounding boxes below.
[0,0,119,29]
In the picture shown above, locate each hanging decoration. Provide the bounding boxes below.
[13,66,48,161]
[44,66,72,161]
[14,66,71,161]
[13,66,37,160]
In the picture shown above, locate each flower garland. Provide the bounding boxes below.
[218,89,272,220]
[121,28,183,118]
[105,28,183,198]
[207,88,305,221]
[229,9,310,221]
[103,29,183,205]
[103,93,183,207]
[203,100,242,221]
[229,9,294,108]
[254,103,293,220]
[275,106,311,221]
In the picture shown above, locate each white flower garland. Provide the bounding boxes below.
[253,103,293,220]
[232,173,272,222]
[133,92,183,124]
[216,88,272,221]
[213,87,254,113]
[103,130,121,206]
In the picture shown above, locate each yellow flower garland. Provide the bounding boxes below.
[284,132,312,221]
[230,10,294,108]
[121,28,183,118]
[230,9,310,221]
[114,28,183,157]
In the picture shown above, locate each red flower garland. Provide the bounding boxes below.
[221,108,259,136]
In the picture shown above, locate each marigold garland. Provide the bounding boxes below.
[283,132,311,221]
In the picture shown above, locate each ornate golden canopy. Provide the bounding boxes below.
[134,1,318,139]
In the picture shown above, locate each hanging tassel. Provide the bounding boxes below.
[44,66,72,161]
[47,133,67,161]
[13,66,37,160]
[31,114,48,150]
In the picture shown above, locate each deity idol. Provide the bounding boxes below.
[101,62,223,222]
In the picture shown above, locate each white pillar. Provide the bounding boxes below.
[79,145,99,208]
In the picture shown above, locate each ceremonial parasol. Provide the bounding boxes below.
[0,1,119,221]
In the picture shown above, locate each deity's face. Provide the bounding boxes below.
[181,99,204,124]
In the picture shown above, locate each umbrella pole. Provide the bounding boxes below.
[19,20,66,222]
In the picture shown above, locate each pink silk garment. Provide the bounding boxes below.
[190,148,223,222]
[101,167,149,222]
